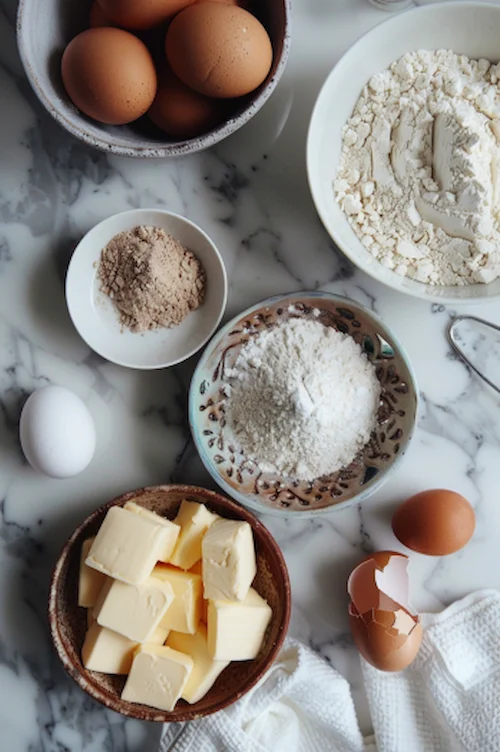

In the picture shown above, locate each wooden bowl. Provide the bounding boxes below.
[48,484,291,721]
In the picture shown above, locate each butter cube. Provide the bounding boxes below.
[202,519,257,602]
[189,561,208,623]
[82,622,137,674]
[167,623,229,704]
[169,501,218,570]
[86,507,168,585]
[78,537,107,607]
[208,588,272,661]
[122,644,193,711]
[124,501,180,563]
[82,621,170,675]
[94,575,174,642]
[154,564,202,634]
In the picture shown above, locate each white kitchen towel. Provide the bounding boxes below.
[362,588,500,752]
[160,590,500,752]
[159,638,368,752]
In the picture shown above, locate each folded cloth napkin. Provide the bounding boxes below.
[159,639,367,752]
[363,589,500,752]
[160,590,500,752]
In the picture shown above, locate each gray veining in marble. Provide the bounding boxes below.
[3,0,500,749]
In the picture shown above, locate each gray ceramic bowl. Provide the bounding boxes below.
[17,0,291,157]
[189,292,418,517]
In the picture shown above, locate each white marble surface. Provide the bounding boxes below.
[2,0,500,749]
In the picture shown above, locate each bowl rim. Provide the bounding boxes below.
[16,0,292,158]
[64,208,228,370]
[188,290,419,518]
[48,483,291,722]
[306,1,500,305]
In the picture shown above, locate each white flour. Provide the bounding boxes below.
[335,50,500,285]
[223,318,381,481]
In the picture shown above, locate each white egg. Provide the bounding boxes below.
[19,386,96,478]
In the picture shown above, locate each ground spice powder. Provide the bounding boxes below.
[98,225,206,333]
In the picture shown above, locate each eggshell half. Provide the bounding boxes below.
[166,3,273,98]
[392,489,476,556]
[350,608,423,672]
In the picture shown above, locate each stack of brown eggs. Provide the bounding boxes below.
[61,0,273,139]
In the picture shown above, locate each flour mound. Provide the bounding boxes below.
[223,318,381,481]
[335,49,500,286]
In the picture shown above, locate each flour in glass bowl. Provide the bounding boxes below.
[222,318,381,482]
[335,50,500,286]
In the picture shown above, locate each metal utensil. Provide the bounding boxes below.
[447,315,500,393]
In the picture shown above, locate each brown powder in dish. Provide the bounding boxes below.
[98,225,206,333]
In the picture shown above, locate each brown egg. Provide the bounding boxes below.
[90,1,114,27]
[61,28,157,125]
[392,489,476,556]
[348,551,422,672]
[166,3,273,99]
[148,69,225,138]
[97,0,194,30]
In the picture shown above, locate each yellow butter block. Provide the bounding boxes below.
[154,564,202,634]
[94,575,174,642]
[124,501,180,563]
[167,623,229,704]
[82,622,137,675]
[169,501,218,570]
[202,519,256,602]
[122,644,193,711]
[78,537,107,608]
[86,507,168,585]
[208,588,272,661]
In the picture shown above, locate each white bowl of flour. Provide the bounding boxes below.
[307,2,500,303]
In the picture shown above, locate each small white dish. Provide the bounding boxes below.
[307,2,500,305]
[65,209,227,370]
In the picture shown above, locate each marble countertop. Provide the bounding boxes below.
[2,0,500,749]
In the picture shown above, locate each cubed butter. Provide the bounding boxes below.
[167,623,229,704]
[78,537,107,607]
[189,561,208,622]
[86,506,168,585]
[154,564,202,634]
[124,501,180,563]
[202,519,257,602]
[169,501,218,570]
[94,575,174,642]
[121,644,193,711]
[87,608,95,628]
[82,622,137,674]
[208,588,272,661]
[82,621,170,675]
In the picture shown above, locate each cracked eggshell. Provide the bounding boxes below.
[348,551,422,672]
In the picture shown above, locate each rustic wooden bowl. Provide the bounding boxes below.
[48,484,291,721]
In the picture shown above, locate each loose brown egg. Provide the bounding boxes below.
[348,551,422,672]
[166,3,273,99]
[392,489,476,556]
[90,1,114,27]
[148,69,225,138]
[97,0,193,30]
[61,28,157,125]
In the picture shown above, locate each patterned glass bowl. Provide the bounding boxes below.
[189,292,418,517]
